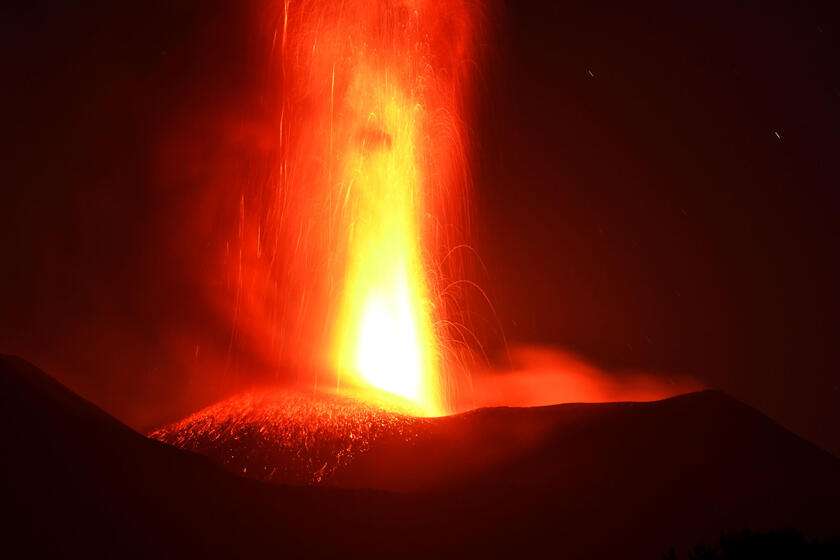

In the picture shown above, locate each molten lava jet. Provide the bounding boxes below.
[150,0,487,485]
[151,1,705,488]
[330,77,440,414]
[227,0,482,415]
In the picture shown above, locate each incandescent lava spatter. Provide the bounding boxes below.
[150,389,428,485]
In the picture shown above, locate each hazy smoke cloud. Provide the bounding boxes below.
[458,345,703,411]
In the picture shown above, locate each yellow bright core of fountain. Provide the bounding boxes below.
[332,67,442,416]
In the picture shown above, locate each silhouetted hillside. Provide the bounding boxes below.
[2,355,838,558]
[0,355,405,558]
[665,529,840,559]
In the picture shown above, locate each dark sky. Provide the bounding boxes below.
[2,1,839,455]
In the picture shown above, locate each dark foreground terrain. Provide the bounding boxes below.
[2,354,838,558]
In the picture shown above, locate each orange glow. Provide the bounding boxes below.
[453,346,704,412]
[331,78,440,414]
[237,1,482,415]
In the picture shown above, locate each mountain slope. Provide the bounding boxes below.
[2,355,838,559]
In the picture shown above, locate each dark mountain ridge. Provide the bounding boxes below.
[2,354,838,558]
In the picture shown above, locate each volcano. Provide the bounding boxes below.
[3,354,838,558]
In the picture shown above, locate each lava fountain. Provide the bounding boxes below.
[237,0,483,415]
[151,1,705,487]
[329,64,440,413]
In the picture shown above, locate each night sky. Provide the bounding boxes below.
[2,1,839,455]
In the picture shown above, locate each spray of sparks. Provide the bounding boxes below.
[227,0,483,415]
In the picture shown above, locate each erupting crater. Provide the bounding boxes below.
[150,389,427,485]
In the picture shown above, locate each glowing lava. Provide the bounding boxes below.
[331,82,440,414]
[253,0,482,415]
[226,1,483,416]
